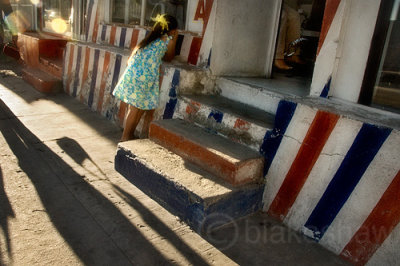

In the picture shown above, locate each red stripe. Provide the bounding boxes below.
[109,26,117,46]
[92,9,99,43]
[185,100,201,115]
[234,118,251,131]
[340,170,400,266]
[268,111,339,221]
[202,0,214,36]
[97,52,110,113]
[317,0,341,55]
[188,37,202,65]
[66,45,75,95]
[187,0,214,65]
[80,47,91,102]
[130,29,139,49]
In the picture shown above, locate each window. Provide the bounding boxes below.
[42,0,73,36]
[9,0,37,32]
[360,0,400,113]
[109,0,187,29]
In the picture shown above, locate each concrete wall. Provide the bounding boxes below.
[61,0,217,131]
[310,0,382,102]
[83,0,215,67]
[62,42,212,130]
[310,0,345,97]
[262,98,400,265]
[330,0,381,102]
[210,0,281,77]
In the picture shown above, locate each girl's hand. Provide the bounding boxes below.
[163,30,178,62]
[168,29,178,39]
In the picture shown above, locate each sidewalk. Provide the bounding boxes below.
[0,54,348,265]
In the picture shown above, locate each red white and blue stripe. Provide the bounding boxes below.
[263,100,399,265]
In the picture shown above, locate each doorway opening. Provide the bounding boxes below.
[271,0,326,96]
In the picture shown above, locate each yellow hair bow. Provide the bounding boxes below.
[151,14,168,31]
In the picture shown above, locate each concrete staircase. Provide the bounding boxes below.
[114,74,291,232]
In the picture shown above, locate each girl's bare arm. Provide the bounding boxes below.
[163,30,178,62]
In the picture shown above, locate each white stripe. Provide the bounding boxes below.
[262,104,317,212]
[105,25,112,44]
[367,220,400,266]
[69,44,79,95]
[172,99,187,120]
[125,27,134,48]
[96,24,102,43]
[92,49,105,111]
[319,130,400,254]
[78,46,88,95]
[137,29,147,44]
[309,0,346,97]
[87,1,97,41]
[84,48,96,101]
[76,45,87,88]
[63,43,71,84]
[100,52,116,116]
[155,68,175,120]
[283,118,362,232]
[115,27,122,47]
[119,55,129,79]
[197,1,216,66]
[178,35,193,61]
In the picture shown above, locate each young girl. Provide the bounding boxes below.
[113,14,178,141]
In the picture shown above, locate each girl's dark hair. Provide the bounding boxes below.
[137,15,178,49]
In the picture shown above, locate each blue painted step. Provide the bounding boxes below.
[115,139,264,233]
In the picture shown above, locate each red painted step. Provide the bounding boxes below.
[22,67,62,94]
[149,119,264,186]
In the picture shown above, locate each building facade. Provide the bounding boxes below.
[9,0,400,265]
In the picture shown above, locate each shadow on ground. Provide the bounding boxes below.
[0,98,211,265]
[200,212,349,266]
[0,166,15,265]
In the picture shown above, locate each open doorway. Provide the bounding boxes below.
[271,0,326,90]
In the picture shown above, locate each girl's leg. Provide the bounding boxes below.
[141,109,155,138]
[121,105,145,141]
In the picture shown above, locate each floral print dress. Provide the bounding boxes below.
[112,36,171,110]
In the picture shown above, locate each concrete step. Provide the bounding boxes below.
[115,139,264,232]
[39,57,63,79]
[149,119,264,186]
[174,94,275,151]
[216,76,308,114]
[22,67,62,93]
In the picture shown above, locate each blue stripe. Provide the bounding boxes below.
[208,110,223,123]
[304,124,392,241]
[207,49,212,68]
[163,69,180,119]
[320,76,331,98]
[85,0,94,41]
[72,46,83,97]
[110,54,122,95]
[101,25,107,41]
[259,100,297,175]
[119,28,127,47]
[88,49,100,108]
